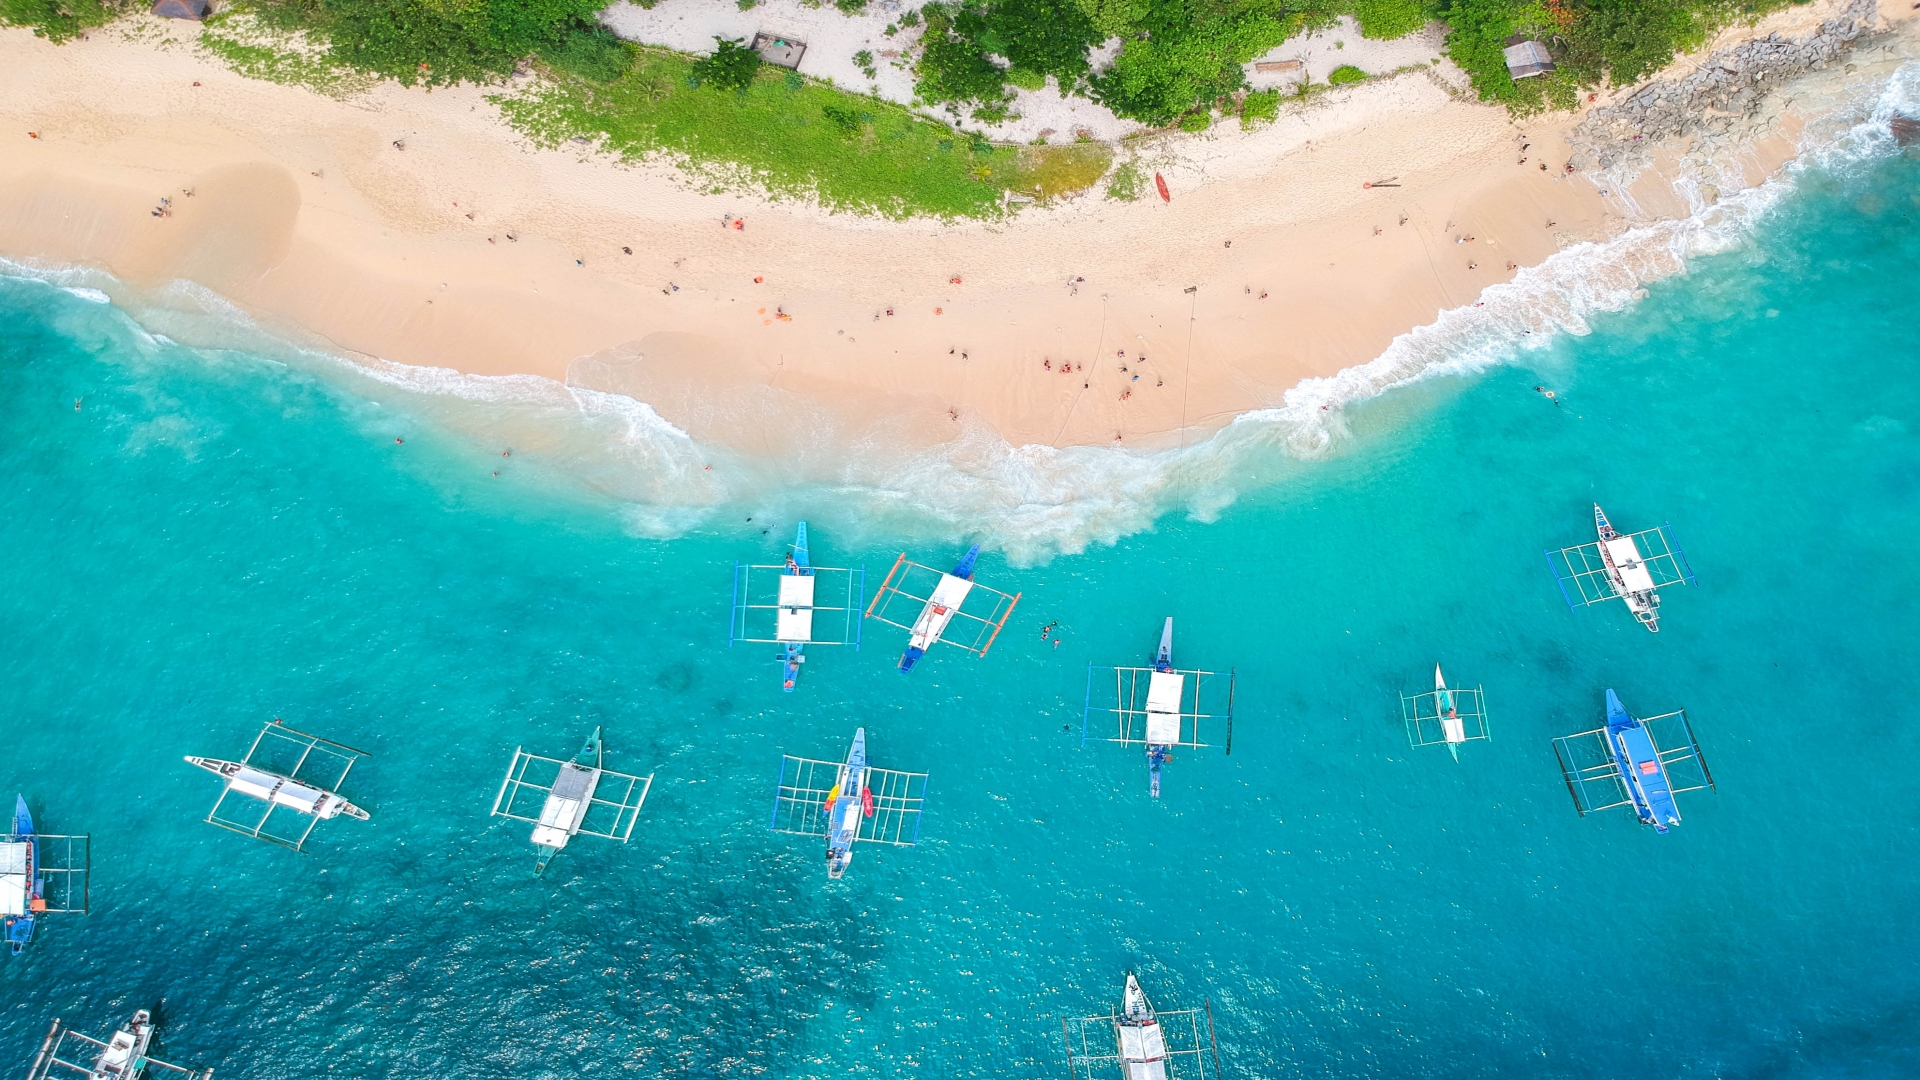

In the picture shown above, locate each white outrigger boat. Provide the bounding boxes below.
[183,758,369,824]
[866,545,1020,674]
[1116,974,1170,1080]
[1083,619,1234,799]
[491,727,652,873]
[1062,972,1220,1079]
[88,1009,154,1080]
[728,522,865,692]
[25,1010,211,1080]
[1546,504,1696,633]
[1398,664,1490,762]
[1593,505,1661,629]
[186,721,371,851]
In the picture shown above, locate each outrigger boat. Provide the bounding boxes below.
[1401,666,1489,760]
[866,545,1020,674]
[1546,505,1695,633]
[24,1010,209,1080]
[88,1010,155,1080]
[822,728,874,880]
[1116,973,1170,1080]
[3,796,40,956]
[529,728,605,874]
[1603,689,1682,832]
[1593,505,1661,630]
[1083,619,1234,800]
[1145,620,1179,799]
[777,523,815,691]
[1553,689,1714,830]
[729,522,865,691]
[1435,665,1465,760]
[1062,972,1219,1080]
[770,730,927,877]
[184,756,369,824]
[492,728,652,872]
[899,545,981,673]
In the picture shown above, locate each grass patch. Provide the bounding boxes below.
[1105,160,1144,201]
[1328,64,1368,85]
[0,0,122,42]
[496,47,1105,219]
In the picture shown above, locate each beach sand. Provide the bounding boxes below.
[1,1,1910,456]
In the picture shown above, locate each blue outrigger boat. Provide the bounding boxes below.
[1602,689,1682,831]
[778,523,814,691]
[823,729,873,879]
[3,796,40,955]
[1554,689,1714,830]
[898,546,982,674]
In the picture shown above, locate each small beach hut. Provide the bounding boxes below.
[1502,35,1554,80]
[152,0,209,18]
[751,32,806,69]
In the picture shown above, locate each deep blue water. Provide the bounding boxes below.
[4,97,1920,1080]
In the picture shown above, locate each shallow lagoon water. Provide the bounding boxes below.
[4,102,1920,1080]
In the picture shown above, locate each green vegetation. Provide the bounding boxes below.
[1239,87,1280,127]
[690,35,760,90]
[496,46,1107,219]
[1432,0,1805,115]
[544,24,630,83]
[1327,62,1367,84]
[1104,159,1145,200]
[0,0,121,41]
[1352,0,1425,38]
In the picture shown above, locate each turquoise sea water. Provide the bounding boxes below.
[5,87,1920,1080]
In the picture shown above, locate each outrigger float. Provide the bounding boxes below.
[1547,504,1696,632]
[1083,620,1235,798]
[729,522,866,691]
[3,796,89,956]
[865,545,1020,674]
[1554,690,1714,832]
[1401,665,1490,761]
[25,1010,212,1080]
[770,728,927,879]
[491,727,653,873]
[1062,972,1221,1080]
[185,721,369,852]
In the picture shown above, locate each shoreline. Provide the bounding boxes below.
[1,1,1912,460]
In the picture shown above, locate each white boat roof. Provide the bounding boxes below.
[929,573,974,608]
[1604,537,1657,592]
[776,574,817,643]
[530,823,571,849]
[1146,671,1185,744]
[1117,1021,1167,1062]
[537,794,585,831]
[1,853,27,917]
[1123,1062,1168,1080]
[271,781,326,814]
[1442,714,1467,744]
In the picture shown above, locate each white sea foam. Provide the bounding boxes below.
[3,61,1914,559]
[63,286,111,304]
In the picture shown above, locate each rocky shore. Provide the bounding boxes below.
[1571,0,1882,171]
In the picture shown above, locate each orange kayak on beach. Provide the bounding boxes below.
[1155,173,1170,202]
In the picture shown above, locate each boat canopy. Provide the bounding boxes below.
[1118,1021,1167,1062]
[1603,536,1657,592]
[228,766,327,814]
[531,763,598,849]
[928,573,974,610]
[1145,671,1185,745]
[0,841,27,916]
[775,574,817,643]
